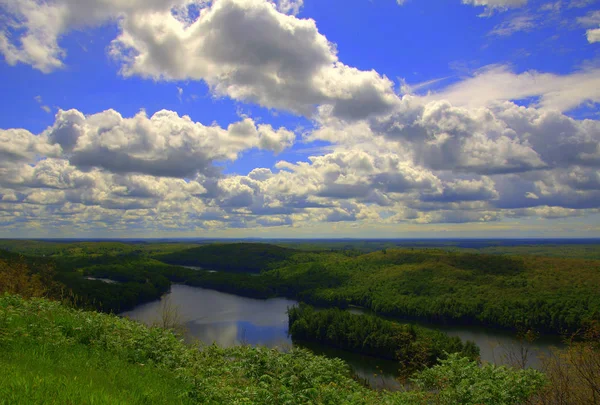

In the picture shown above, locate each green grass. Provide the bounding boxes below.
[1,343,193,404]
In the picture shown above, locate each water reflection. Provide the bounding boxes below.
[349,306,562,369]
[122,284,561,391]
[296,341,403,391]
[121,285,295,347]
[441,327,560,369]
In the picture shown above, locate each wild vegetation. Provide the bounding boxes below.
[288,304,480,374]
[537,323,600,404]
[0,294,547,404]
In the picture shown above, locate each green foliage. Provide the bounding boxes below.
[274,240,600,260]
[476,244,600,260]
[251,249,600,334]
[288,304,479,374]
[0,295,547,404]
[0,250,67,302]
[157,243,300,273]
[55,258,174,313]
[412,353,547,405]
[1,342,194,404]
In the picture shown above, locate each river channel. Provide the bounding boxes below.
[121,284,561,391]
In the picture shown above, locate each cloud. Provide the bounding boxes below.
[577,10,600,26]
[273,0,303,15]
[0,129,60,167]
[491,167,600,210]
[568,0,595,8]
[489,15,536,36]
[508,206,596,219]
[415,209,501,224]
[39,108,295,178]
[423,65,600,112]
[587,28,600,43]
[305,90,600,217]
[0,0,599,235]
[321,98,547,176]
[539,2,562,12]
[577,10,600,43]
[0,0,201,73]
[421,178,499,202]
[1,126,599,233]
[110,0,398,118]
[0,154,219,233]
[462,0,528,14]
[1,0,397,120]
[34,96,52,113]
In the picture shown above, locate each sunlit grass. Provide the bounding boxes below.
[0,342,193,405]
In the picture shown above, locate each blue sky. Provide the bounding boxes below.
[0,0,599,238]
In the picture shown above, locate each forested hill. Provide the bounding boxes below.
[156,243,300,273]
[173,247,600,334]
[1,240,599,334]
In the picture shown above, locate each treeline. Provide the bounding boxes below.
[57,268,170,313]
[0,250,172,313]
[59,255,187,312]
[157,243,299,273]
[288,304,479,374]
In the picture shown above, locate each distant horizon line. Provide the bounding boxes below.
[2,237,600,241]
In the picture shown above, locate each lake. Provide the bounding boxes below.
[121,284,560,391]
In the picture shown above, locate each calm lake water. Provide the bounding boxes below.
[121,284,560,391]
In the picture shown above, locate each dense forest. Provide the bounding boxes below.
[171,246,600,334]
[288,304,479,373]
[157,243,300,272]
[0,249,172,313]
[1,240,599,334]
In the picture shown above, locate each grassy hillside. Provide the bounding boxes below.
[156,243,301,273]
[0,295,546,405]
